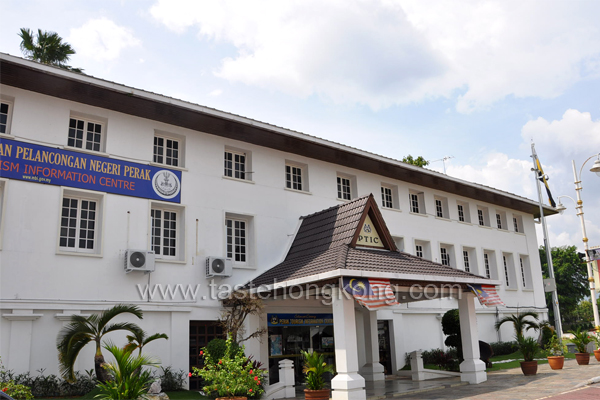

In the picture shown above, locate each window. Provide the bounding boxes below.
[58,189,103,255]
[285,161,308,192]
[336,173,356,201]
[439,244,455,267]
[441,247,450,266]
[519,256,532,289]
[0,100,13,135]
[513,215,523,233]
[483,253,491,278]
[496,211,507,230]
[381,186,393,208]
[409,190,425,215]
[434,196,448,219]
[414,240,431,260]
[463,250,470,272]
[502,253,517,288]
[150,202,185,261]
[68,117,104,152]
[224,150,247,180]
[477,206,490,227]
[151,209,177,257]
[415,245,423,258]
[457,201,471,223]
[483,250,497,280]
[225,214,253,265]
[154,134,182,167]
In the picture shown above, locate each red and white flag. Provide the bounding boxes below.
[467,284,505,307]
[343,277,399,310]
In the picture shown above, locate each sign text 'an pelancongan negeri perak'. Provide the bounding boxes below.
[0,138,182,203]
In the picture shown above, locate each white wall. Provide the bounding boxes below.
[0,84,548,377]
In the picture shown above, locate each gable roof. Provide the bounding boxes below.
[247,194,492,288]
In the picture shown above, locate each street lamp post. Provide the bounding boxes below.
[556,153,600,332]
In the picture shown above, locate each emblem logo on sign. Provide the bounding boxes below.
[152,170,181,199]
[363,224,372,233]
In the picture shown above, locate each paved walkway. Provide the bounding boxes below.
[387,359,600,399]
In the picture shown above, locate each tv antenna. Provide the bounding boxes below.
[430,156,455,174]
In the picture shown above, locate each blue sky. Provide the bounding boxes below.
[1,0,599,252]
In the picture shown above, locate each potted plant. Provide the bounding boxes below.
[590,332,600,362]
[518,336,539,376]
[301,350,335,400]
[192,335,266,400]
[543,334,567,370]
[569,327,592,365]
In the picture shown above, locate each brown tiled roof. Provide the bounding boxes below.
[247,195,490,288]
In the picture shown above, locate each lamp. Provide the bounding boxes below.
[591,158,600,176]
[569,153,600,332]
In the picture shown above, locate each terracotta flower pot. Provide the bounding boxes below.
[575,352,590,365]
[304,389,331,400]
[594,350,600,362]
[547,356,564,370]
[216,397,247,400]
[520,360,538,376]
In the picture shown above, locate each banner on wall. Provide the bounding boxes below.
[0,138,182,203]
[268,313,333,327]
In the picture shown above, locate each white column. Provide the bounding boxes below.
[279,359,296,398]
[458,292,486,384]
[331,287,366,400]
[359,309,384,381]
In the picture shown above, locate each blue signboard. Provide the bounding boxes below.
[267,313,333,327]
[0,138,182,203]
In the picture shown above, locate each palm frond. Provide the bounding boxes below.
[102,322,144,337]
[97,304,143,331]
[143,332,169,345]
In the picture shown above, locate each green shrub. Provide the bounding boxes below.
[155,366,187,392]
[1,381,34,400]
[205,338,239,364]
[490,341,519,356]
[95,342,159,400]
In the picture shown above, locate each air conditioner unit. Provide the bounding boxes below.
[206,257,233,278]
[124,250,155,273]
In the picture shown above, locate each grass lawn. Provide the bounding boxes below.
[423,349,577,373]
[40,387,208,399]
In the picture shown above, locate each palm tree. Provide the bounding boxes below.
[494,310,540,341]
[18,28,83,72]
[56,304,144,383]
[123,329,169,355]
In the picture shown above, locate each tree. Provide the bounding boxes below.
[18,28,83,73]
[220,292,265,343]
[494,310,539,341]
[56,304,144,383]
[539,246,588,330]
[123,329,169,356]
[402,155,429,167]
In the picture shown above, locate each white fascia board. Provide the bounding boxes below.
[249,269,501,293]
[0,53,551,213]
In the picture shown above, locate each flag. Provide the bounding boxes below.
[342,277,399,310]
[535,156,556,208]
[467,284,505,307]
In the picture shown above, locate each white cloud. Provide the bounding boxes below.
[69,18,141,62]
[442,109,600,251]
[209,89,223,96]
[149,0,600,112]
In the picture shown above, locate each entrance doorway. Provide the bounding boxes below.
[378,320,392,375]
[189,321,224,390]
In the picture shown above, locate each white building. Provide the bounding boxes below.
[0,53,554,397]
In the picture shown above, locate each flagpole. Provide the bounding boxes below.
[531,143,563,341]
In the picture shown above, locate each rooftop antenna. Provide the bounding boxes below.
[429,156,455,174]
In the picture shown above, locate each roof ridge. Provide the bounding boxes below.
[299,194,370,220]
